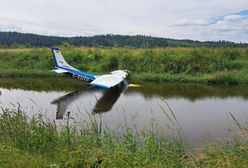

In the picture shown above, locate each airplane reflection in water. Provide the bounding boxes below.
[51,86,126,119]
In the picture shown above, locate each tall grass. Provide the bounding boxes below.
[1,47,248,85]
[0,107,186,167]
[0,107,247,167]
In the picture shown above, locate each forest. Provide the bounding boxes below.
[0,31,247,48]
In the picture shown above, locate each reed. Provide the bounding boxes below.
[0,107,247,167]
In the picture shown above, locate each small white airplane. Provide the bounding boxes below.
[51,47,128,89]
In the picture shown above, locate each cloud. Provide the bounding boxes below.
[0,0,248,42]
[0,24,22,32]
[212,14,248,32]
[224,15,241,21]
[172,19,208,27]
[207,12,248,42]
[169,8,248,42]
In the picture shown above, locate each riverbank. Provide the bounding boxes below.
[0,108,247,167]
[1,47,248,85]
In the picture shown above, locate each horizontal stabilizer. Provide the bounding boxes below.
[52,68,70,74]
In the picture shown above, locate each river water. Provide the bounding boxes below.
[0,82,248,147]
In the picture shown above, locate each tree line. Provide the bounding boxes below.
[0,31,247,48]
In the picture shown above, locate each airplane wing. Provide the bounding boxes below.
[52,68,70,74]
[90,70,128,88]
[111,70,128,78]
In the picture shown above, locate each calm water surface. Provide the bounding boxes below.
[1,82,248,147]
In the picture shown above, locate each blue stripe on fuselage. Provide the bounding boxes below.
[56,66,96,80]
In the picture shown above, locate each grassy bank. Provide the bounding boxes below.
[0,47,248,85]
[0,108,247,167]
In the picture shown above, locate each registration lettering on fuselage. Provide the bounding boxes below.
[72,74,89,82]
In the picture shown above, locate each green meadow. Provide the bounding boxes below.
[1,47,248,85]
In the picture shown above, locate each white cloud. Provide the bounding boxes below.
[212,15,248,32]
[224,15,241,21]
[0,0,248,42]
[172,19,208,26]
[0,24,22,32]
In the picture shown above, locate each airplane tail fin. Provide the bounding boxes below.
[51,47,76,70]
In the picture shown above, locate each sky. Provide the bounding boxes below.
[0,0,248,42]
